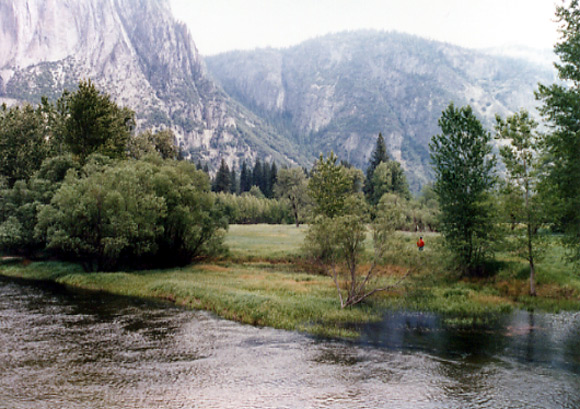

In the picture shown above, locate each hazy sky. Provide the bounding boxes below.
[169,0,560,56]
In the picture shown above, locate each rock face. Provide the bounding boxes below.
[206,31,556,190]
[0,0,307,169]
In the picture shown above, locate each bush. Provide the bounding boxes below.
[213,192,293,224]
[37,158,226,271]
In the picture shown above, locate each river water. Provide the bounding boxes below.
[1,276,579,409]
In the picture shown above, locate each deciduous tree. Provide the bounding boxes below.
[306,152,410,308]
[495,110,543,295]
[430,103,497,276]
[536,0,580,262]
[61,79,134,162]
[274,167,310,227]
[0,104,51,186]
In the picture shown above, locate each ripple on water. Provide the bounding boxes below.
[1,278,580,409]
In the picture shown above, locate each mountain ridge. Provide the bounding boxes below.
[0,2,556,190]
[206,30,556,189]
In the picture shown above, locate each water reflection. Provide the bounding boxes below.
[357,309,580,374]
[1,277,580,409]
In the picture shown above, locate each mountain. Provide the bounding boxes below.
[0,0,308,169]
[206,31,556,190]
[0,3,557,191]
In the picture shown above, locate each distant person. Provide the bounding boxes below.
[417,236,425,251]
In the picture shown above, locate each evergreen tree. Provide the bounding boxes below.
[240,161,251,193]
[261,161,271,197]
[252,158,263,194]
[363,133,389,201]
[269,162,278,199]
[213,158,231,193]
[536,0,580,262]
[430,103,497,276]
[230,168,238,194]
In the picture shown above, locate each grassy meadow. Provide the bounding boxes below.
[1,224,580,337]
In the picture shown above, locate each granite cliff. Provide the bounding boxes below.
[0,0,307,169]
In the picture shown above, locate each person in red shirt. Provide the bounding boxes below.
[417,236,425,251]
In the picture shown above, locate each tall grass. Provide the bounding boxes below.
[1,225,579,337]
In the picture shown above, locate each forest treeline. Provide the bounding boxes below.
[0,79,434,271]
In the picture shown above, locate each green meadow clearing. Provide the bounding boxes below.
[1,224,580,337]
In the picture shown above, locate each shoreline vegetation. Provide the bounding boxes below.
[1,224,579,338]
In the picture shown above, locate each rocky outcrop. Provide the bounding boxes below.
[0,0,306,169]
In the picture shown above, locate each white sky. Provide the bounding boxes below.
[169,0,560,56]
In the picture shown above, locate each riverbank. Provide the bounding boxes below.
[1,224,579,337]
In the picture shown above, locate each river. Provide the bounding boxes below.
[1,276,579,409]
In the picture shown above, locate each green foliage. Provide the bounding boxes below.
[60,79,135,162]
[240,160,252,193]
[536,0,580,263]
[0,155,77,256]
[363,132,389,200]
[274,167,311,227]
[36,159,226,271]
[128,129,179,160]
[495,110,544,295]
[0,103,51,186]
[306,152,411,307]
[213,158,231,193]
[308,152,353,218]
[213,192,292,225]
[304,195,369,273]
[369,161,411,204]
[430,103,497,276]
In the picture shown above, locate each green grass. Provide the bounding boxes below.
[224,224,307,261]
[0,259,386,338]
[1,225,580,337]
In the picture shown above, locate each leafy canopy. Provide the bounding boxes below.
[430,103,496,276]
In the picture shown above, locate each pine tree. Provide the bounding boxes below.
[269,162,278,199]
[261,161,271,197]
[252,158,263,194]
[240,161,251,193]
[213,158,231,193]
[363,133,389,201]
[230,168,238,194]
